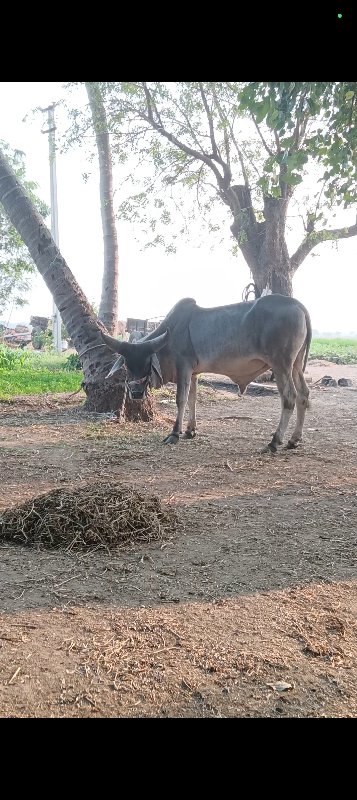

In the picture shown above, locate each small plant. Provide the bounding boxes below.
[0,345,31,369]
[32,324,53,351]
[65,352,82,371]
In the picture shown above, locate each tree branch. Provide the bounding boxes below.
[211,88,251,187]
[196,164,204,211]
[139,83,226,191]
[199,84,232,187]
[314,180,327,216]
[291,220,357,271]
[292,88,309,150]
[142,82,164,128]
[250,114,274,157]
[274,130,281,154]
[169,95,207,155]
[199,83,219,159]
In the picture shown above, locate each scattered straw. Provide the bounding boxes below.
[0,482,178,550]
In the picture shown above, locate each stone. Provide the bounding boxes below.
[321,375,337,387]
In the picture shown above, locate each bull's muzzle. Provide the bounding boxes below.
[127,377,149,400]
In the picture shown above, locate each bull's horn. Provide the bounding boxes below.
[137,329,169,356]
[106,356,125,379]
[101,331,131,356]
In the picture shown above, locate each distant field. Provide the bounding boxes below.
[0,338,356,400]
[309,338,357,364]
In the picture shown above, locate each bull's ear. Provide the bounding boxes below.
[105,355,125,379]
[101,331,130,356]
[140,328,169,356]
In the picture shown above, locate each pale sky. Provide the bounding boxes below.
[1,81,356,334]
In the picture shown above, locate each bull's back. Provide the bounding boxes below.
[186,295,309,372]
[189,303,252,370]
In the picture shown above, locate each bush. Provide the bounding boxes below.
[0,345,31,369]
[64,352,82,371]
[32,327,53,351]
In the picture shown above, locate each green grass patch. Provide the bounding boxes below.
[0,346,78,372]
[0,346,84,398]
[0,368,82,399]
[309,338,357,365]
[29,352,74,371]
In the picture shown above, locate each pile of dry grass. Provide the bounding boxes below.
[0,482,178,550]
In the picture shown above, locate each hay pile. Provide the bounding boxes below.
[0,482,178,550]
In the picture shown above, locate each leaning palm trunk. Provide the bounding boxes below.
[0,147,153,418]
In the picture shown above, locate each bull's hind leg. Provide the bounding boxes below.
[261,368,297,453]
[163,367,192,445]
[285,364,309,449]
[183,374,197,439]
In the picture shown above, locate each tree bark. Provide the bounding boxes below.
[229,185,293,297]
[0,147,152,420]
[85,82,119,336]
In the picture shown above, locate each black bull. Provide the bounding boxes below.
[101,295,312,453]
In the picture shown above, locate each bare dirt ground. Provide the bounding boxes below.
[0,360,356,718]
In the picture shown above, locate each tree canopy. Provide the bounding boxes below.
[74,82,356,295]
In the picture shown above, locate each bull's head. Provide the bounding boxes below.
[101,329,169,400]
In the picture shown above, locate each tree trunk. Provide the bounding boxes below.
[85,82,119,336]
[254,196,293,296]
[0,147,153,420]
[230,186,293,297]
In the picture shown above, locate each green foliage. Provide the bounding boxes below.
[29,351,74,370]
[65,352,82,371]
[0,141,50,313]
[32,324,53,351]
[0,345,32,369]
[238,82,357,207]
[0,346,79,371]
[309,338,357,364]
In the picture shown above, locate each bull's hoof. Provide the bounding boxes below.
[162,433,180,445]
[183,430,196,440]
[284,439,300,450]
[260,443,277,455]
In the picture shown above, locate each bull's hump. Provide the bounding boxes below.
[166,298,197,322]
[172,298,197,310]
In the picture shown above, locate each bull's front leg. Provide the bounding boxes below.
[182,374,197,439]
[163,368,192,445]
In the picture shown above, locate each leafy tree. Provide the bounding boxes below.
[0,141,49,314]
[96,82,357,296]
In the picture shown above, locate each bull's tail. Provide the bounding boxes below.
[303,309,312,373]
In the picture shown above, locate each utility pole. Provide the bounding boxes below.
[41,103,62,353]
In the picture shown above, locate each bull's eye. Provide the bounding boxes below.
[129,376,147,385]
